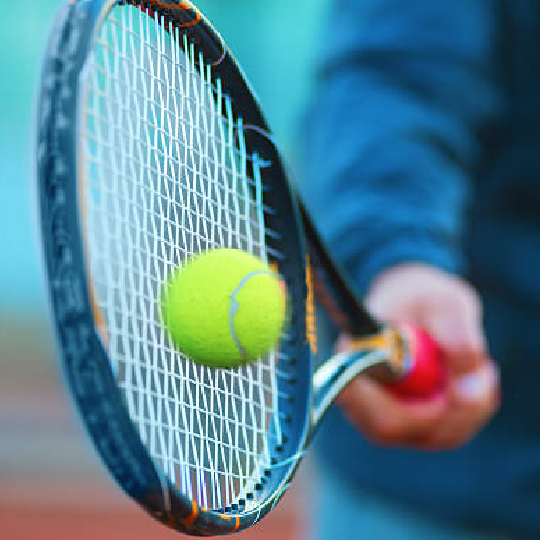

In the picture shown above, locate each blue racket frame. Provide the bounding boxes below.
[37,0,315,534]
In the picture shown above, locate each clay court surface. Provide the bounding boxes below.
[0,317,308,540]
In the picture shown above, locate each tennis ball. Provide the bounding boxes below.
[161,248,287,368]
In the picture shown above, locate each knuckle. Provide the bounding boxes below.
[458,285,483,316]
[372,417,402,441]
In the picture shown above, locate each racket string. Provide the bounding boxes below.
[100,17,233,130]
[91,37,264,188]
[84,148,277,239]
[83,4,291,512]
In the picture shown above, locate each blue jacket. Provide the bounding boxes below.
[301,0,540,536]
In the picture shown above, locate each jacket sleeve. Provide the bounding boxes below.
[300,0,504,296]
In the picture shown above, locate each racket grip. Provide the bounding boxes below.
[386,325,445,399]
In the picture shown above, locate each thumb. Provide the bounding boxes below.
[424,309,487,374]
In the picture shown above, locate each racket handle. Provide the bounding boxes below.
[386,325,445,399]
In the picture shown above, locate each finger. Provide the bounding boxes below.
[336,376,447,446]
[454,360,500,403]
[422,397,499,450]
[417,362,500,450]
[423,309,487,374]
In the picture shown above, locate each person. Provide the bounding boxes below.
[300,1,540,538]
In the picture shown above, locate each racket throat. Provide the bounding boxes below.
[309,327,409,439]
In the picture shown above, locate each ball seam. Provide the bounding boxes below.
[229,270,274,360]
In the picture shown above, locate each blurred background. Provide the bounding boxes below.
[0,1,328,538]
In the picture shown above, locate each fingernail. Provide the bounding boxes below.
[456,366,497,401]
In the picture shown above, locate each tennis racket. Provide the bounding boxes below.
[37,0,444,535]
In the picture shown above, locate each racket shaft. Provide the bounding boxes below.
[299,200,379,336]
[299,202,444,399]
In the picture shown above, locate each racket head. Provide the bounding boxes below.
[37,0,314,534]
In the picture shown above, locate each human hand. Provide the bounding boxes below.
[336,263,500,450]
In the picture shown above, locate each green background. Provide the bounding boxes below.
[0,0,329,316]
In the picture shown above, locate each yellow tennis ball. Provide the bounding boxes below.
[161,248,287,368]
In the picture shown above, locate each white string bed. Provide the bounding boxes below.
[81,4,286,512]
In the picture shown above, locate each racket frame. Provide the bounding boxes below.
[38,0,313,534]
